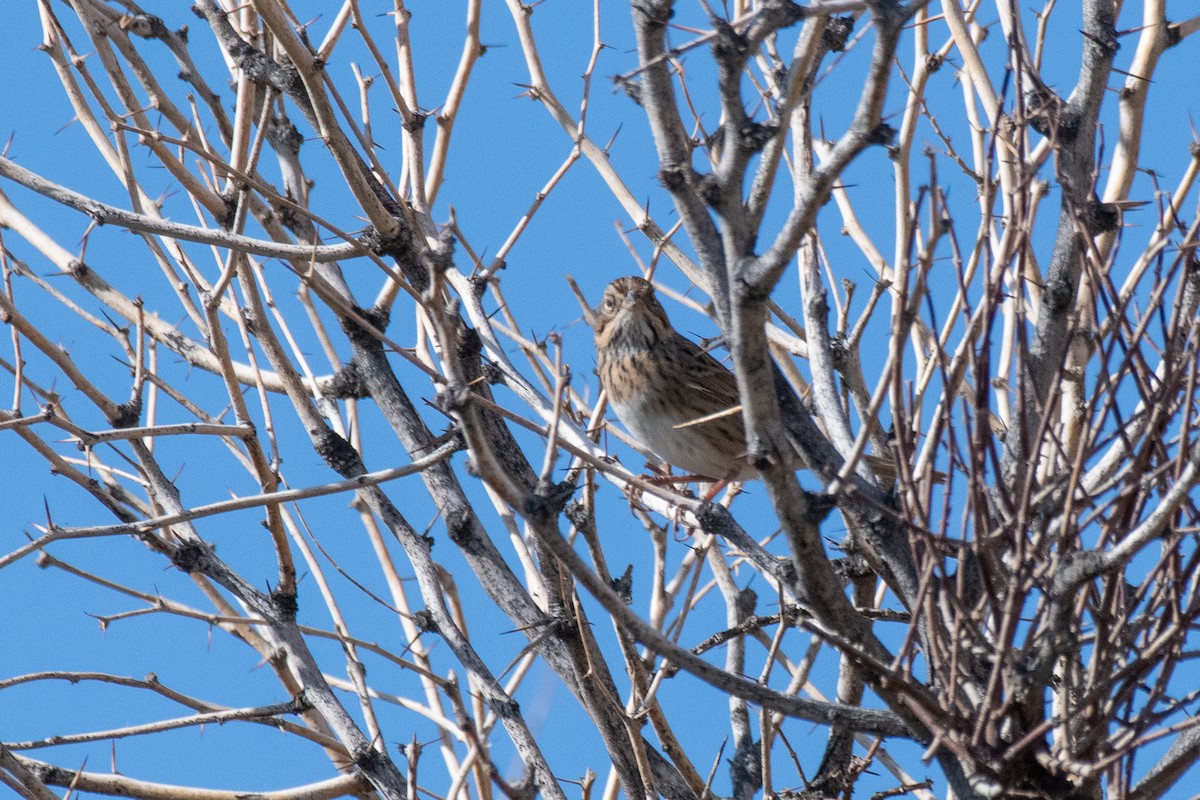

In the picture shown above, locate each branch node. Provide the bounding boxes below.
[110,399,142,429]
[327,360,371,399]
[314,428,361,474]
[1085,198,1120,234]
[658,164,694,193]
[824,15,855,52]
[170,539,213,574]
[522,480,575,522]
[271,583,299,621]
[867,122,897,147]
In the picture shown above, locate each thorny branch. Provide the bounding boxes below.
[2,2,1200,800]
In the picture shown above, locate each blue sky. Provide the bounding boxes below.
[2,2,1199,799]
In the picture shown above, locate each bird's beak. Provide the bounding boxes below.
[565,275,598,329]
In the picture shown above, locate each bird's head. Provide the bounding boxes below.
[591,276,671,345]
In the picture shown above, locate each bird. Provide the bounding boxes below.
[585,275,758,482]
[577,275,928,487]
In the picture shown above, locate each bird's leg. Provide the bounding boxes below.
[699,464,752,502]
[642,462,704,490]
[641,464,739,501]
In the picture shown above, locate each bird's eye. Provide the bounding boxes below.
[602,296,617,312]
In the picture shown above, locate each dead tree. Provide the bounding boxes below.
[2,2,1199,799]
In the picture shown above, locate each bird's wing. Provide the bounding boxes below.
[675,334,743,415]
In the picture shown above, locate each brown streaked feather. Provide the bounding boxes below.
[673,334,742,417]
[592,276,752,480]
[588,275,942,485]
